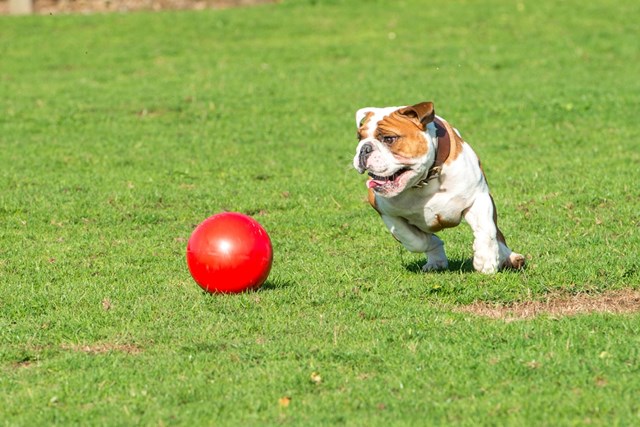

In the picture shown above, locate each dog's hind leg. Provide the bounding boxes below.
[464,193,524,273]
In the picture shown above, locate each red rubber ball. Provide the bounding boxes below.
[186,212,273,293]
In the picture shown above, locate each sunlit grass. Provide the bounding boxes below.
[1,0,639,425]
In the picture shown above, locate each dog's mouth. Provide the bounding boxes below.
[367,168,412,191]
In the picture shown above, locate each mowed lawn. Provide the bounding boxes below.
[1,0,639,425]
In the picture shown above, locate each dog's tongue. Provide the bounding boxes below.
[367,179,383,189]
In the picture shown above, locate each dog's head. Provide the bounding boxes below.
[353,102,437,197]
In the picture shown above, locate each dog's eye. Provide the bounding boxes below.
[382,135,398,144]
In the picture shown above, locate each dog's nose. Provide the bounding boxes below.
[358,142,373,171]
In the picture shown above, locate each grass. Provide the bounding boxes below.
[1,0,639,425]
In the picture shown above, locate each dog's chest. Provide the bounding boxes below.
[377,185,467,233]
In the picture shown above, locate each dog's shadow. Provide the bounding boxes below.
[403,257,475,274]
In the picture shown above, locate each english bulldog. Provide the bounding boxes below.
[353,101,525,274]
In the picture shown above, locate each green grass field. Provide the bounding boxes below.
[1,0,639,425]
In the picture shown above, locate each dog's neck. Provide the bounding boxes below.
[414,118,451,187]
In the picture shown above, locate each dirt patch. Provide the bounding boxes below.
[12,360,35,369]
[1,0,276,15]
[61,343,142,354]
[455,289,640,321]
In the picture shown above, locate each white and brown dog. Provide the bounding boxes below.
[353,101,524,274]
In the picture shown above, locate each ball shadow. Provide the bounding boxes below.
[258,278,294,292]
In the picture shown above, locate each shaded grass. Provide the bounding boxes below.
[1,0,640,425]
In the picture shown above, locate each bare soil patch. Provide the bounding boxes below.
[1,0,276,15]
[12,360,34,369]
[456,289,640,321]
[61,342,143,354]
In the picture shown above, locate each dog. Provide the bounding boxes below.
[352,101,524,274]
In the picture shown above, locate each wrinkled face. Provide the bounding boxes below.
[353,103,436,197]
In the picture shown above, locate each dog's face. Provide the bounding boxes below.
[353,102,437,197]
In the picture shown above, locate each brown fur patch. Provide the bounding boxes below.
[357,111,375,140]
[376,111,429,158]
[396,102,435,126]
[368,188,380,214]
[427,214,461,233]
[454,290,640,321]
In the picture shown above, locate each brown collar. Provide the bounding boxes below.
[420,118,451,183]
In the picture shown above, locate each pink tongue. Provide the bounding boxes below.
[367,179,382,189]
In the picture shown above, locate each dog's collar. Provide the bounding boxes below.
[414,118,451,187]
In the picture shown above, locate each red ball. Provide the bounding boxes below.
[186,212,273,293]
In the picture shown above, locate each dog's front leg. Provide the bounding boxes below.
[380,215,448,271]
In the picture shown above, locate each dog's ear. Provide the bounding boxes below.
[355,108,373,128]
[397,102,435,128]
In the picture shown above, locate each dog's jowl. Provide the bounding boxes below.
[353,101,525,274]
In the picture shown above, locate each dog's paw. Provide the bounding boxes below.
[502,252,525,270]
[422,258,449,272]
